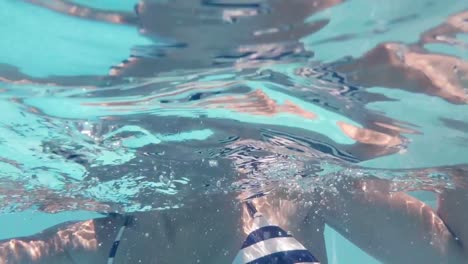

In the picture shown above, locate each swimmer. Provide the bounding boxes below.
[1,165,467,264]
[317,171,468,264]
[1,1,467,264]
[0,188,326,264]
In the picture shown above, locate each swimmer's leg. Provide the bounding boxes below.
[436,167,468,258]
[113,192,246,263]
[244,194,328,263]
[300,206,328,263]
[110,192,327,263]
[317,176,466,264]
[0,214,123,264]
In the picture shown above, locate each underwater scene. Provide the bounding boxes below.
[0,0,467,263]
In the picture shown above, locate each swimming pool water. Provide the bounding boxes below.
[0,0,467,263]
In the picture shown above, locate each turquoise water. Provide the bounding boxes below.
[0,0,467,263]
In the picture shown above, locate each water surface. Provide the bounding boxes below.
[0,0,467,263]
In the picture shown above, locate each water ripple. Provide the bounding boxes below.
[0,0,467,214]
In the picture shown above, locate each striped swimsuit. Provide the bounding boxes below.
[233,201,320,264]
[107,203,320,264]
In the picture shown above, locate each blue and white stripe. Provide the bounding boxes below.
[233,202,320,264]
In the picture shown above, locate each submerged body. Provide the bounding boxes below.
[0,1,467,264]
[2,172,468,264]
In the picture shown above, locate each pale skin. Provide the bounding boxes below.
[3,2,466,262]
[1,171,467,264]
[0,192,325,264]
[318,176,467,264]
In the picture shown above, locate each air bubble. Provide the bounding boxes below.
[209,160,218,167]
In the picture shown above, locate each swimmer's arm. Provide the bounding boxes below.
[319,177,466,264]
[0,219,104,264]
[436,168,468,256]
